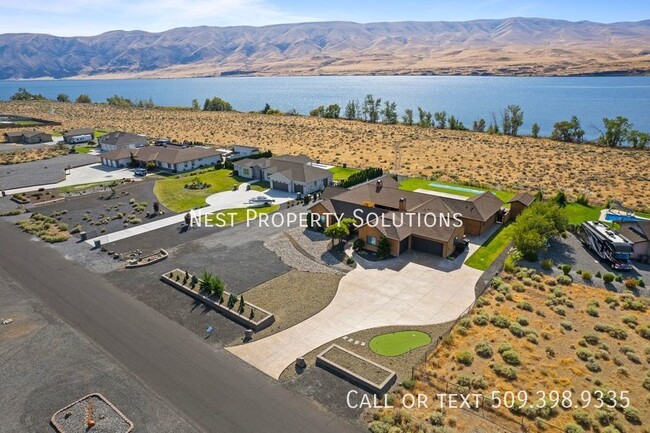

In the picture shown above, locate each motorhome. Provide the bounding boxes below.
[579,221,634,270]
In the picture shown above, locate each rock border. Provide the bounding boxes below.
[125,249,168,268]
[50,392,134,433]
[316,344,397,394]
[161,269,274,331]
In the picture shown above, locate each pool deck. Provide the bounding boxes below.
[599,208,650,223]
[414,188,468,201]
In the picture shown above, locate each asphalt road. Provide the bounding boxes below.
[0,221,363,433]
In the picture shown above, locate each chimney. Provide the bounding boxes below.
[399,197,406,212]
[376,179,383,191]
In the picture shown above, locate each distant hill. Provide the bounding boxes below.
[1,18,650,79]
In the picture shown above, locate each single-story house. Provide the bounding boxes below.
[234,155,332,194]
[63,128,95,144]
[3,130,52,144]
[231,144,260,158]
[101,146,226,172]
[508,192,536,219]
[618,220,650,260]
[98,131,147,152]
[310,177,507,257]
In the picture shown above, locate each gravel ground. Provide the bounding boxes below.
[288,226,352,273]
[33,180,173,239]
[52,394,132,433]
[0,153,99,190]
[232,270,342,342]
[0,266,200,433]
[265,232,343,274]
[528,233,650,296]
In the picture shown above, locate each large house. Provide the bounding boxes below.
[618,220,650,261]
[234,155,332,194]
[101,146,226,172]
[3,130,52,144]
[63,128,95,144]
[310,176,508,258]
[98,131,147,151]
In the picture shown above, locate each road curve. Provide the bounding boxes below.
[0,221,362,433]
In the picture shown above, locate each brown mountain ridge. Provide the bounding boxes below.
[1,18,650,79]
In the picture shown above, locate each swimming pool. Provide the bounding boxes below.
[604,213,649,222]
[428,182,485,195]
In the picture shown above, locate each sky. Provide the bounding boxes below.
[3,0,650,36]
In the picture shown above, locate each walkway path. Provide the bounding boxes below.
[228,251,481,379]
[85,184,295,245]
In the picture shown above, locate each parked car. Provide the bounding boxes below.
[249,196,274,205]
[134,168,147,176]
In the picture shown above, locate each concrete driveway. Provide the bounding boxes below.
[6,163,138,194]
[205,185,296,209]
[228,251,481,379]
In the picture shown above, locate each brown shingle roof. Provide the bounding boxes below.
[99,131,147,147]
[619,221,650,244]
[102,146,224,164]
[508,192,536,206]
[267,159,330,183]
[63,128,94,138]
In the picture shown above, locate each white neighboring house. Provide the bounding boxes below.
[230,144,260,159]
[233,154,332,194]
[98,131,148,152]
[101,146,226,172]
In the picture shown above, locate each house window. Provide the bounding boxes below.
[243,168,250,175]
[366,236,377,246]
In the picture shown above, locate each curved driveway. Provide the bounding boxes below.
[228,252,481,379]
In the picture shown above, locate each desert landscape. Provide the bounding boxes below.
[1,100,649,210]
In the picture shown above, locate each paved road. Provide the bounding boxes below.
[0,221,362,433]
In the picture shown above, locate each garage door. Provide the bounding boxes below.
[411,236,443,256]
[399,237,409,254]
[272,181,289,191]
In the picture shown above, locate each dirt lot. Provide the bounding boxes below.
[369,267,650,433]
[2,101,648,210]
[0,265,200,433]
[232,270,342,342]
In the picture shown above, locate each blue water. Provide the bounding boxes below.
[428,182,484,194]
[604,213,649,222]
[1,76,650,139]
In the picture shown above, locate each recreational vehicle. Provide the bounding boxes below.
[579,221,634,271]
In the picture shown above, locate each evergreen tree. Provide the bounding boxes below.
[402,108,414,125]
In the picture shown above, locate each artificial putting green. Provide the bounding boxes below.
[369,330,432,356]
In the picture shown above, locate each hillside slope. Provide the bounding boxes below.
[1,18,650,79]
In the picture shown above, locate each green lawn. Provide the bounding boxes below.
[564,203,603,225]
[15,120,41,126]
[94,130,108,138]
[465,223,515,271]
[73,145,95,154]
[153,169,266,212]
[399,178,515,203]
[328,166,360,181]
[209,204,280,226]
[369,331,432,357]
